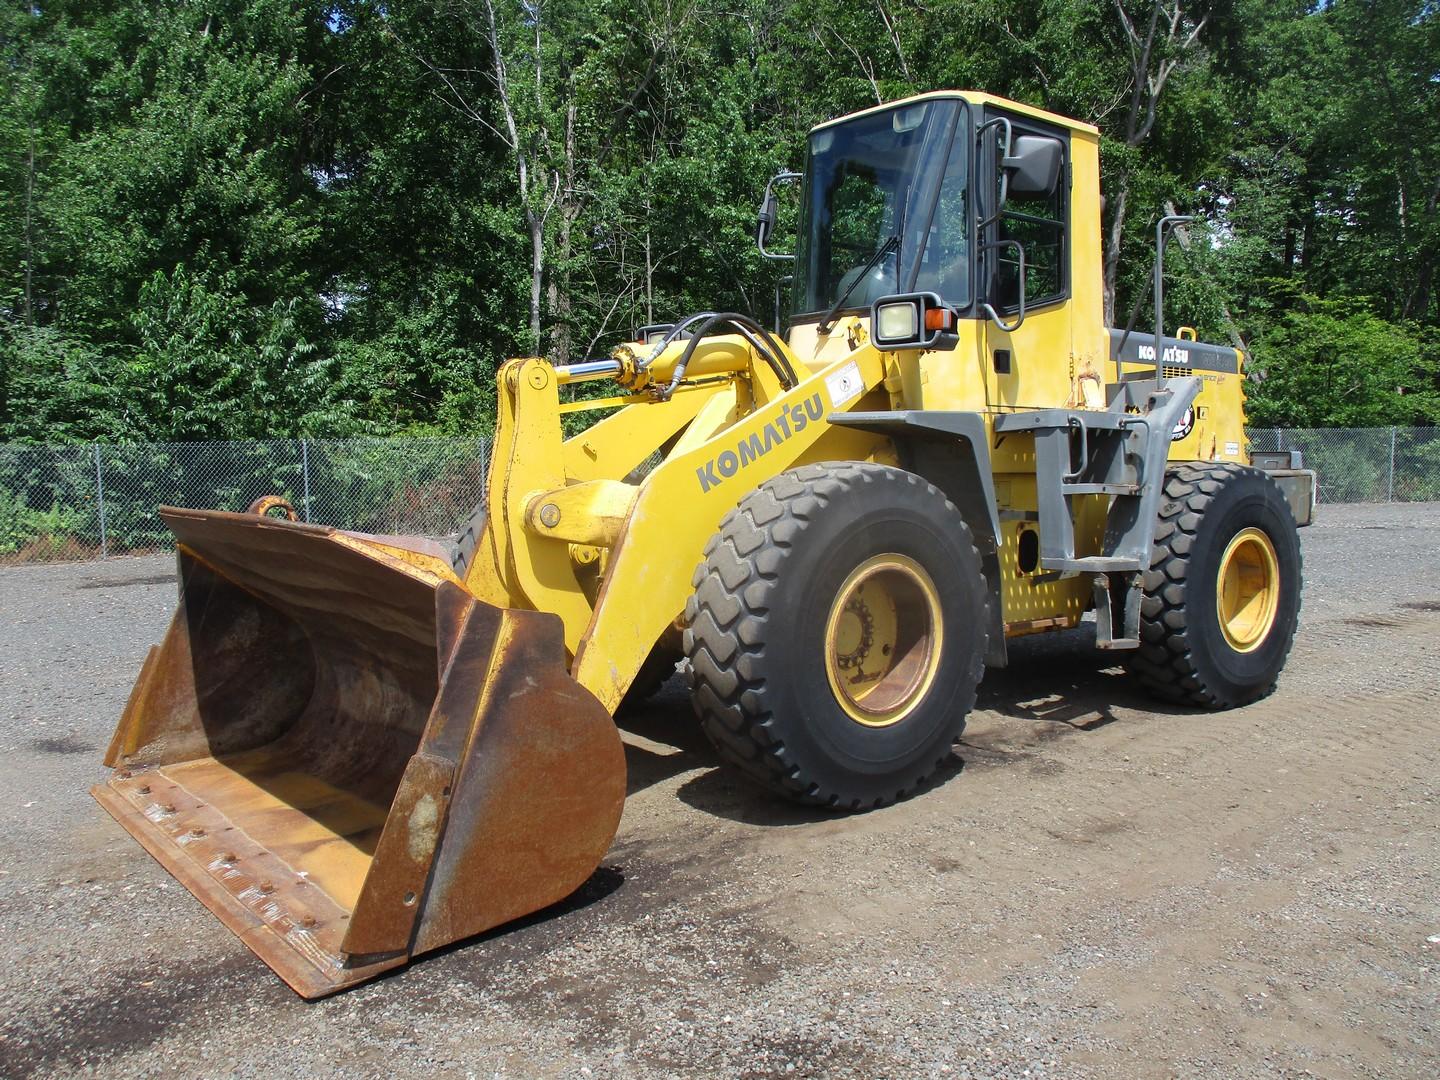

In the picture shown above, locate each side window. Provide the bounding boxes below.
[991,123,1067,311]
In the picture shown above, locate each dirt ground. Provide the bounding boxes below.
[0,502,1436,1079]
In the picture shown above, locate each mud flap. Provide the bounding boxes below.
[93,508,626,998]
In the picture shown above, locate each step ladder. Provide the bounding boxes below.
[994,376,1200,650]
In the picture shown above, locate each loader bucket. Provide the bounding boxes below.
[93,508,626,998]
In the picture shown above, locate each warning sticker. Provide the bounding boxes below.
[825,361,864,409]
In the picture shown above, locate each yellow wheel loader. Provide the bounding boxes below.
[94,91,1314,997]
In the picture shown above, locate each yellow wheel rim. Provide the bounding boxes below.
[823,553,944,728]
[1216,527,1280,653]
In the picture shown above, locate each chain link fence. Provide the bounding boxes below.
[1,428,1435,566]
[0,437,488,566]
[1248,427,1440,505]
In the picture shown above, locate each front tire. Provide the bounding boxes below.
[684,462,990,809]
[1129,462,1302,708]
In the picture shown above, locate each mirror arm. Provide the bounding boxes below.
[757,171,802,262]
[975,116,1014,232]
[980,238,1026,333]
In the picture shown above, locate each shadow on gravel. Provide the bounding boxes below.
[0,868,634,1074]
[76,573,175,590]
[606,629,1197,822]
[980,626,1192,721]
[0,952,282,1079]
[605,617,1245,825]
[29,733,95,755]
[371,860,630,990]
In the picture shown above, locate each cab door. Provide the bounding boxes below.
[978,110,1080,412]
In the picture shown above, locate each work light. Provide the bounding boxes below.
[870,292,957,350]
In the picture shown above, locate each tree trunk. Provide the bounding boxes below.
[547,100,578,364]
[527,208,543,351]
[643,192,654,326]
[22,102,36,326]
[1103,179,1129,326]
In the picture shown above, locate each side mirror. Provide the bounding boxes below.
[1004,135,1063,198]
[756,190,778,246]
[756,171,801,262]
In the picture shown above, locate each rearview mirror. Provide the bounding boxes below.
[1004,135,1063,197]
[756,190,778,246]
[755,171,801,262]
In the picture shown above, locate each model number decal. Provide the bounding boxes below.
[695,393,825,493]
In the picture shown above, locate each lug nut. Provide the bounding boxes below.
[259,880,275,894]
[222,852,237,864]
[190,827,205,837]
[160,803,175,814]
[301,915,316,928]
[137,785,151,795]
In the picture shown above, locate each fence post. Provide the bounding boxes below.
[1388,426,1396,502]
[301,438,312,523]
[93,443,108,560]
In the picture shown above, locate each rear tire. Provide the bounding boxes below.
[1128,462,1302,708]
[684,462,989,809]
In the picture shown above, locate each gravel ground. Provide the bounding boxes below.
[0,502,1436,1079]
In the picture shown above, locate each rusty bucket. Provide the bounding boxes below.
[93,508,626,998]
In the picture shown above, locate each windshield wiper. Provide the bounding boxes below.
[818,234,899,334]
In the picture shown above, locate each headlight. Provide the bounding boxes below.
[869,292,957,351]
[875,300,919,342]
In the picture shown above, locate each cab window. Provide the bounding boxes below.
[988,121,1067,312]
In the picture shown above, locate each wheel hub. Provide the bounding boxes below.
[823,554,943,728]
[1216,526,1280,653]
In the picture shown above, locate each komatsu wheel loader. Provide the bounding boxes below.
[95,92,1314,997]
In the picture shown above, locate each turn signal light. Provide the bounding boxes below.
[924,307,955,332]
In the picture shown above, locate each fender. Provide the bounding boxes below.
[828,410,1007,668]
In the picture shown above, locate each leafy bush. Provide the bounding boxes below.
[1245,298,1440,428]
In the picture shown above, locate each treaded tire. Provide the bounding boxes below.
[683,462,989,810]
[1128,462,1302,708]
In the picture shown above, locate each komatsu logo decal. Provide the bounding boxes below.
[1138,342,1191,365]
[696,393,825,493]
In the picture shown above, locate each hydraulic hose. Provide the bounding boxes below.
[658,312,799,400]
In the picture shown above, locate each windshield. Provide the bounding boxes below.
[793,98,970,318]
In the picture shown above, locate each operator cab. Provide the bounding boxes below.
[759,92,1079,360]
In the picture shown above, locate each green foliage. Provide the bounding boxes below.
[0,0,1434,443]
[0,487,87,556]
[1245,295,1439,427]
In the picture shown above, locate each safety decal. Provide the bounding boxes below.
[1171,406,1195,442]
[825,362,864,409]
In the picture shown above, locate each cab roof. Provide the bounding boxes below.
[808,91,1100,138]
